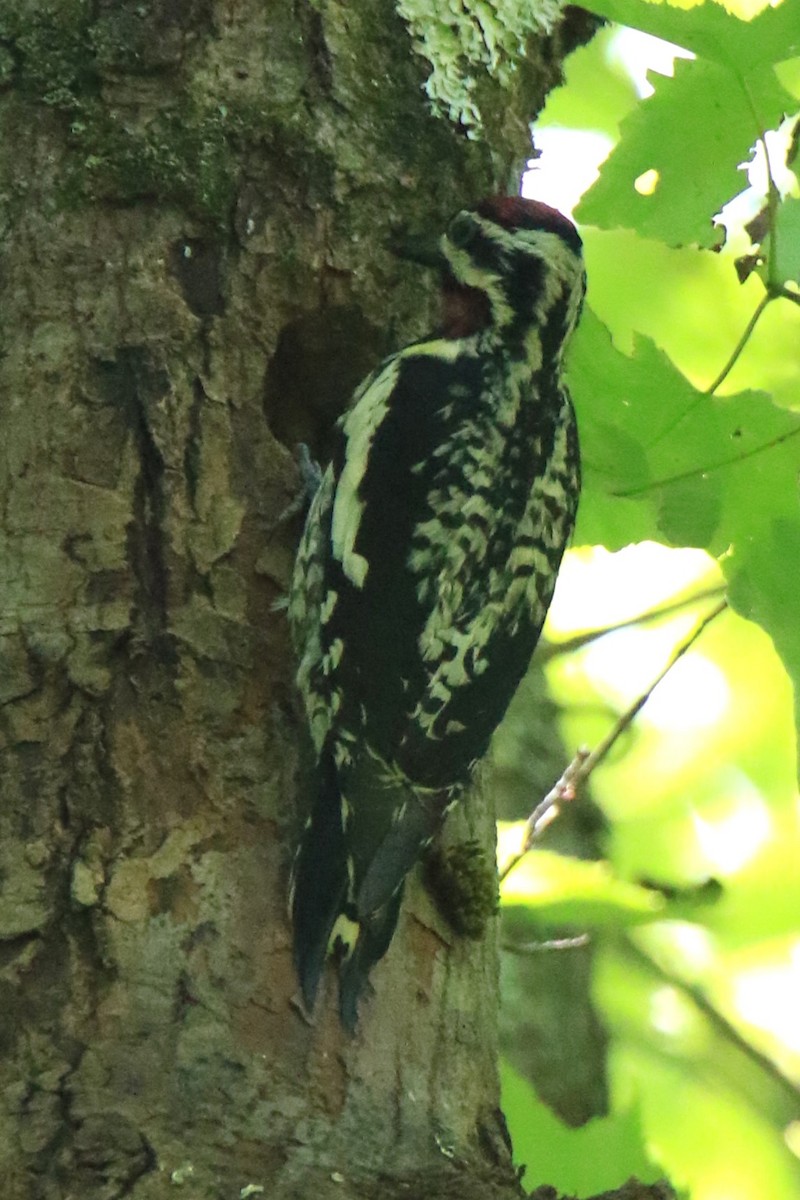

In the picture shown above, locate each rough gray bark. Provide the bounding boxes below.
[0,2,588,1196]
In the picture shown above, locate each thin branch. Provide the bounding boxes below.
[502,933,591,954]
[498,748,589,883]
[498,598,729,883]
[624,938,800,1108]
[577,597,727,778]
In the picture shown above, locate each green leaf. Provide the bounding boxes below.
[769,196,800,286]
[583,0,800,67]
[570,307,800,696]
[576,57,797,246]
[570,306,723,548]
[726,518,800,730]
[500,1059,660,1194]
[539,24,640,138]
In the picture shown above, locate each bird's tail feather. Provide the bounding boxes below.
[356,786,443,916]
[338,888,404,1030]
[291,758,446,1025]
[291,760,349,1012]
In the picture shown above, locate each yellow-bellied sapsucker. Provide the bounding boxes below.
[289,197,585,1027]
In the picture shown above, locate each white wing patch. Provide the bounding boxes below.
[330,339,469,589]
[331,358,400,587]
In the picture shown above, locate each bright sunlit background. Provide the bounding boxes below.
[499,14,800,1200]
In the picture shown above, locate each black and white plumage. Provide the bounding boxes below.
[288,197,585,1027]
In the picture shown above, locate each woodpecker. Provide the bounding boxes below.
[288,197,585,1028]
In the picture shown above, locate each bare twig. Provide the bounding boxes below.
[502,933,591,954]
[498,748,589,883]
[578,597,727,777]
[498,598,729,883]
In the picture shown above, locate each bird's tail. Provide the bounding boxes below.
[291,754,447,1027]
[338,889,403,1030]
[290,779,406,1028]
[290,757,350,1015]
[334,780,443,1027]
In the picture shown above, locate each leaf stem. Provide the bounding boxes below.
[704,292,771,396]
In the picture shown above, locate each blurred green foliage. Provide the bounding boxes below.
[496,2,800,1196]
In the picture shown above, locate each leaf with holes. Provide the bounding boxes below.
[576,57,797,247]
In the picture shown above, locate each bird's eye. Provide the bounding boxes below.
[447,212,477,249]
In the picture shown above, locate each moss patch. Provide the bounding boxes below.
[0,2,273,226]
[65,101,242,225]
[425,839,499,939]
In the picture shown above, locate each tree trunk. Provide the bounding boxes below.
[0,2,578,1195]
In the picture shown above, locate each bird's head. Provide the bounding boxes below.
[438,196,586,345]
